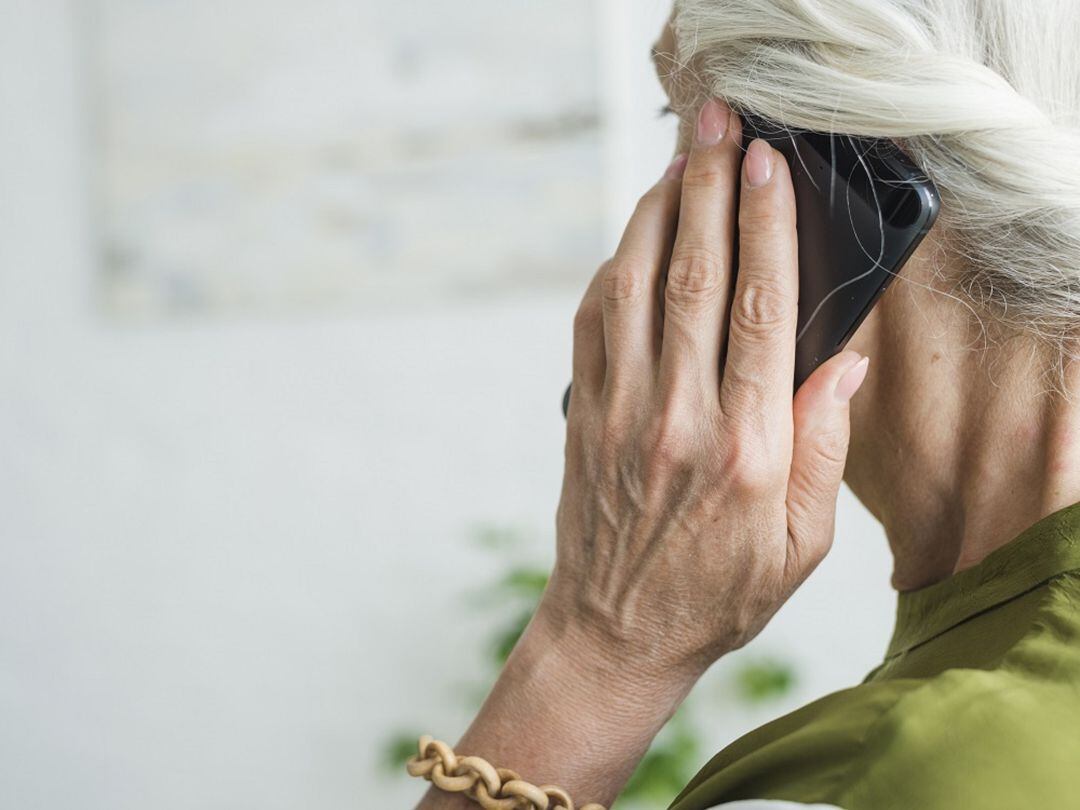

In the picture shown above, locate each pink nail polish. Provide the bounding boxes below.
[744,139,774,187]
[834,356,870,402]
[696,99,729,146]
[664,153,688,180]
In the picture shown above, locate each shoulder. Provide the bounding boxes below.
[672,655,1080,810]
[837,666,1080,809]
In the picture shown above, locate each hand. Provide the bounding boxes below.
[415,99,870,810]
[542,98,870,687]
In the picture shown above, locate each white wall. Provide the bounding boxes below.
[0,2,896,808]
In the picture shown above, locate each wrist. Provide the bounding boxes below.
[425,595,705,808]
[521,597,700,732]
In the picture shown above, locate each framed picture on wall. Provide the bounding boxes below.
[89,0,607,318]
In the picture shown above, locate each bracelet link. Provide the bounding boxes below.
[407,735,607,810]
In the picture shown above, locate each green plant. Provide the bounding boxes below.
[621,709,700,807]
[734,658,796,704]
[381,731,423,774]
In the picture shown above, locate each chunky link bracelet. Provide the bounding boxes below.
[406,736,606,810]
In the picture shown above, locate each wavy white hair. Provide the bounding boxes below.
[672,0,1080,365]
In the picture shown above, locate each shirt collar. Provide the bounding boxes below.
[886,500,1080,658]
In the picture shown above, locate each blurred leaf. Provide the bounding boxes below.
[620,709,699,806]
[462,681,491,712]
[445,677,494,712]
[460,541,548,611]
[380,731,421,773]
[491,608,536,665]
[497,567,549,599]
[733,658,796,703]
[470,524,526,550]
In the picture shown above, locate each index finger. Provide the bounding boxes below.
[720,138,799,424]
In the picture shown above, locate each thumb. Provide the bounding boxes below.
[784,350,870,588]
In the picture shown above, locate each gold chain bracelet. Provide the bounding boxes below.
[406,736,606,810]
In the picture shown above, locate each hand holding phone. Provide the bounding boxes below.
[549,104,872,705]
[562,111,938,416]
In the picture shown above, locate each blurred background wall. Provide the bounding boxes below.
[0,1,895,807]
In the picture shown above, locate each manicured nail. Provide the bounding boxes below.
[834,356,870,402]
[664,153,689,180]
[745,138,775,187]
[696,99,729,146]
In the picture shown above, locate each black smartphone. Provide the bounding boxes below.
[740,112,940,389]
[561,115,940,417]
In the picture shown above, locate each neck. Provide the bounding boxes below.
[846,291,1080,591]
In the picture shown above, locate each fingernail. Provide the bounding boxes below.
[834,356,870,402]
[696,99,729,146]
[663,153,688,180]
[745,138,774,187]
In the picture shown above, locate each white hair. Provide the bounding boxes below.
[672,0,1080,364]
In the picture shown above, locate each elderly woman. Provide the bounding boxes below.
[412,1,1080,808]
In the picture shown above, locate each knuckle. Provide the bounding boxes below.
[731,453,780,496]
[739,195,790,234]
[725,431,782,495]
[666,250,722,300]
[601,261,644,303]
[732,278,794,336]
[645,411,696,471]
[683,164,730,192]
[811,425,850,469]
[721,363,768,411]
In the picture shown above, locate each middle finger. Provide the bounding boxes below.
[658,98,744,403]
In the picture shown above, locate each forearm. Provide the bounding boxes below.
[415,605,698,809]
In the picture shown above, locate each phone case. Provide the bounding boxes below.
[740,113,940,388]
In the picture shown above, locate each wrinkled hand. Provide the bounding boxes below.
[542,99,870,684]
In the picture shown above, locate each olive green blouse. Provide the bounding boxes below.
[669,502,1080,810]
